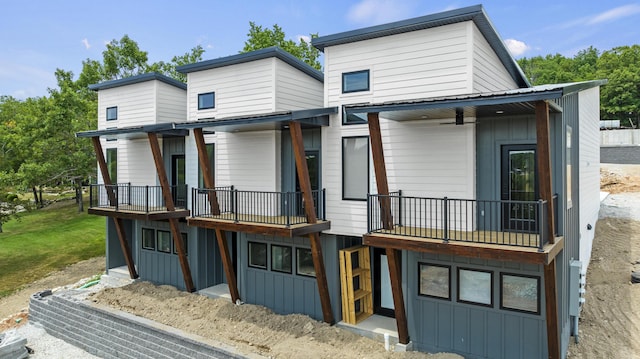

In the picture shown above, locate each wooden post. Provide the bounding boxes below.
[289,121,335,325]
[147,132,195,293]
[544,259,560,359]
[91,137,138,279]
[367,113,393,230]
[535,101,556,243]
[193,128,240,303]
[367,113,410,344]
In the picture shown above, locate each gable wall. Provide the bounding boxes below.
[156,81,187,123]
[274,60,323,111]
[472,24,519,92]
[97,81,156,130]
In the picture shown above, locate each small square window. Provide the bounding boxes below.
[173,233,188,256]
[198,92,215,110]
[501,273,540,314]
[457,268,493,307]
[106,106,117,121]
[296,248,315,277]
[271,245,292,274]
[248,242,267,269]
[142,228,155,250]
[157,230,172,253]
[418,263,450,300]
[342,70,369,93]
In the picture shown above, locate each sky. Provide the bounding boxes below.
[1,0,639,99]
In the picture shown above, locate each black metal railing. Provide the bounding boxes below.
[191,186,326,226]
[368,192,554,250]
[89,183,188,212]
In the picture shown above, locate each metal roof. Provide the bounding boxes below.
[174,107,338,133]
[88,72,187,91]
[176,46,324,82]
[75,123,188,140]
[312,5,530,88]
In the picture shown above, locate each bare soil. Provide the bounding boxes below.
[600,164,640,193]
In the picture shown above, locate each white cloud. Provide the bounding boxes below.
[347,0,414,25]
[504,38,530,56]
[296,34,311,43]
[588,4,640,25]
[81,38,91,49]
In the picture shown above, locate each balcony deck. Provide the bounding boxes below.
[188,214,330,237]
[88,183,189,220]
[88,205,189,220]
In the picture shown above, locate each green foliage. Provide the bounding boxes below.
[518,45,640,127]
[242,22,321,70]
[0,200,104,297]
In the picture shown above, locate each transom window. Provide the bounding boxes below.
[106,106,117,121]
[342,70,370,93]
[198,92,215,110]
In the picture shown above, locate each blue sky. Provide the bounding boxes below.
[1,0,639,99]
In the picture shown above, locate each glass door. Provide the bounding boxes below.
[295,151,320,216]
[501,145,538,232]
[172,154,186,208]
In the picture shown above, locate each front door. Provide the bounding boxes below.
[501,145,538,232]
[172,154,186,208]
[373,247,395,317]
[295,150,320,216]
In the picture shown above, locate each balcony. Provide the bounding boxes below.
[364,192,563,264]
[88,183,189,220]
[188,186,330,237]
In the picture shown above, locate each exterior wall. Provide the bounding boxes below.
[406,252,546,358]
[97,81,156,130]
[119,138,158,185]
[324,21,473,108]
[156,81,187,123]
[106,218,134,270]
[186,58,276,121]
[472,25,518,92]
[275,60,323,111]
[578,87,601,274]
[600,128,640,145]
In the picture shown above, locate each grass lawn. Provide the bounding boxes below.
[0,199,105,298]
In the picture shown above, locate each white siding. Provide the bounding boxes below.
[325,21,473,108]
[97,81,156,130]
[274,60,323,111]
[186,58,276,121]
[578,87,601,274]
[322,115,476,236]
[156,81,187,123]
[119,139,158,185]
[215,131,280,192]
[472,24,518,92]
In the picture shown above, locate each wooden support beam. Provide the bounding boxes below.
[387,248,409,344]
[535,101,556,243]
[544,259,560,359]
[193,128,239,302]
[289,121,334,325]
[367,113,393,230]
[148,132,195,293]
[91,137,137,279]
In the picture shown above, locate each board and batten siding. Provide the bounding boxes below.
[274,60,323,111]
[324,21,474,107]
[186,58,276,121]
[155,81,187,123]
[322,116,476,237]
[578,87,601,273]
[471,24,519,92]
[97,81,156,130]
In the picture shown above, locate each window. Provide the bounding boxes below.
[342,136,369,200]
[173,233,188,256]
[106,106,117,121]
[342,70,369,93]
[142,228,155,250]
[457,268,493,306]
[342,106,368,125]
[198,92,215,110]
[418,263,450,300]
[106,148,117,183]
[248,242,267,269]
[296,248,315,277]
[198,143,215,188]
[157,230,172,253]
[271,245,292,273]
[501,273,540,314]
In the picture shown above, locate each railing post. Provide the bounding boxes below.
[128,182,132,205]
[538,199,545,252]
[233,189,239,223]
[398,190,403,227]
[145,185,149,213]
[367,194,372,233]
[443,197,449,242]
[115,185,119,211]
[285,192,291,227]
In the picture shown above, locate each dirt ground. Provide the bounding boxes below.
[2,165,640,358]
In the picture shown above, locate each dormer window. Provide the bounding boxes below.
[342,70,370,93]
[106,106,118,121]
[198,92,215,110]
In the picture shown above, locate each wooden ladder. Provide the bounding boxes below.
[339,245,373,324]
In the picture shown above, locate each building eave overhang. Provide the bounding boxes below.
[88,72,187,91]
[76,123,188,139]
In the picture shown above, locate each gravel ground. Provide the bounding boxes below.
[7,324,99,359]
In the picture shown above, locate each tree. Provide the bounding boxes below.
[148,45,205,82]
[101,35,150,80]
[597,45,640,127]
[241,22,321,70]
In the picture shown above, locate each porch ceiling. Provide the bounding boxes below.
[76,123,188,140]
